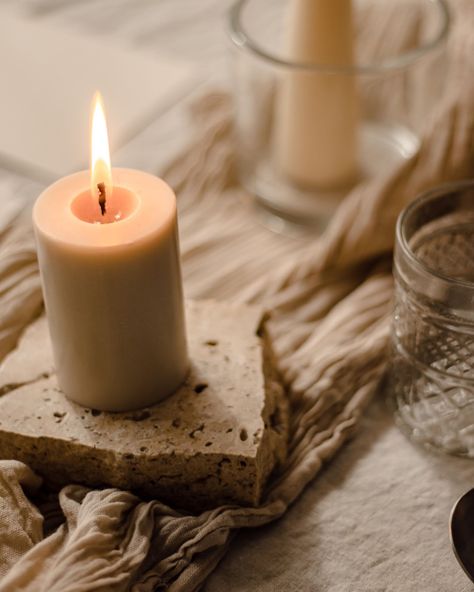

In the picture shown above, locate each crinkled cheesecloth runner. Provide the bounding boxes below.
[0,2,474,590]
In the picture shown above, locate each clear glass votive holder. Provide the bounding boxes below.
[228,0,450,228]
[387,181,474,457]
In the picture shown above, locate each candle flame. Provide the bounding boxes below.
[90,92,112,212]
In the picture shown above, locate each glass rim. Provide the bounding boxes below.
[396,180,474,293]
[228,0,450,75]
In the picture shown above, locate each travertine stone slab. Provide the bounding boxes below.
[0,300,288,509]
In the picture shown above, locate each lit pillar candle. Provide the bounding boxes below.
[33,93,188,412]
[275,0,359,189]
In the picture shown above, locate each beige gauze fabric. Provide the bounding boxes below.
[0,1,474,590]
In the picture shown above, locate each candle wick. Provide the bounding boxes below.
[98,182,106,216]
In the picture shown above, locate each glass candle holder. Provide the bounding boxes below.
[388,181,474,457]
[228,0,450,228]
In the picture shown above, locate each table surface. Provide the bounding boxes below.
[2,1,474,591]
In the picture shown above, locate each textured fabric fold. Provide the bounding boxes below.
[0,461,43,579]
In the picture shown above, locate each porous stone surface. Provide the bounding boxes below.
[0,300,288,510]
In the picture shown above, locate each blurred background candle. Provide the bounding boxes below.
[33,93,188,412]
[229,0,447,227]
[275,0,359,189]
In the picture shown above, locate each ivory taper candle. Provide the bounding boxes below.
[32,94,188,412]
[275,0,359,189]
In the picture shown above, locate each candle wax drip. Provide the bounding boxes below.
[98,182,106,216]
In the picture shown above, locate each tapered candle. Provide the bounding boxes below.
[275,0,359,189]
[33,94,188,412]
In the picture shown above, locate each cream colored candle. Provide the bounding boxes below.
[33,96,187,412]
[275,0,359,189]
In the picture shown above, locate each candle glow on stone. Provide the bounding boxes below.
[90,92,113,210]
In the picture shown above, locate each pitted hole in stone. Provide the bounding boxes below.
[226,427,233,433]
[205,441,213,447]
[189,423,205,439]
[194,383,208,394]
[91,409,102,417]
[239,428,248,441]
[172,418,181,428]
[205,340,218,347]
[240,460,247,467]
[140,446,147,452]
[126,410,151,421]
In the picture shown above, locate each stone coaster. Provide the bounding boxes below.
[0,300,288,510]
